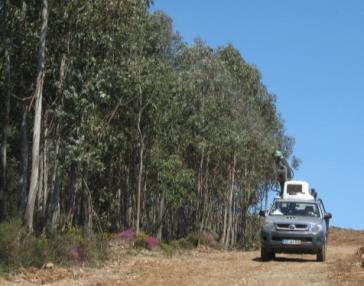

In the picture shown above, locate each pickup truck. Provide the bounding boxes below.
[259,181,332,262]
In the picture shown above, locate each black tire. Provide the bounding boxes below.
[261,247,273,261]
[317,242,326,262]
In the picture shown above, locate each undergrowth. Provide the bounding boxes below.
[0,219,107,275]
[0,218,256,275]
[116,229,221,257]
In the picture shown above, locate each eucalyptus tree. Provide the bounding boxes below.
[24,0,48,233]
[215,45,296,248]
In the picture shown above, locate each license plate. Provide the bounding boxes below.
[282,239,302,245]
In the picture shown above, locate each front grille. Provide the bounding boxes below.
[272,236,312,242]
[276,223,308,231]
[295,224,308,230]
[277,223,290,228]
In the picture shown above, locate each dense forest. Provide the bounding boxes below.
[0,0,297,249]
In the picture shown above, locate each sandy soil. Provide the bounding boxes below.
[2,227,364,286]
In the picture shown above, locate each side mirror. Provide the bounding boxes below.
[324,212,332,219]
[259,210,266,217]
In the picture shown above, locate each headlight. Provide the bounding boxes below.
[310,224,323,232]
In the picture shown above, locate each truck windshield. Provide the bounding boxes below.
[270,201,320,217]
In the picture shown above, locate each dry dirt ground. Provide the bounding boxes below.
[1,227,364,286]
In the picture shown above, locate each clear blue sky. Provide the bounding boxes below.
[151,0,364,230]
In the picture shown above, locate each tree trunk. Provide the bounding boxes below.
[220,196,228,245]
[124,166,131,228]
[42,113,49,217]
[19,103,29,211]
[65,161,77,228]
[196,146,204,226]
[116,186,121,230]
[136,139,144,234]
[19,1,29,213]
[198,151,210,244]
[0,0,11,221]
[36,149,44,224]
[225,152,236,249]
[48,165,61,233]
[24,0,48,232]
[36,114,49,226]
[84,182,93,233]
[0,44,10,221]
[47,128,61,233]
[136,88,146,234]
[157,190,165,240]
[79,162,88,228]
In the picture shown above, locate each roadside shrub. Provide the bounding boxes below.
[50,229,108,266]
[144,236,160,250]
[0,220,49,270]
[159,233,219,257]
[52,229,87,265]
[117,229,135,241]
[0,219,23,271]
[177,237,194,249]
[134,232,147,248]
[0,220,107,274]
[206,234,217,247]
[160,242,178,256]
[25,237,49,268]
[186,233,201,247]
[169,240,181,250]
[134,232,159,250]
[241,215,261,250]
[186,233,210,247]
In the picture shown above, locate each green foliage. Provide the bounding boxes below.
[160,242,178,257]
[134,232,147,249]
[0,219,24,272]
[159,233,221,257]
[241,216,263,251]
[153,155,195,208]
[159,238,196,257]
[186,233,206,247]
[175,238,194,250]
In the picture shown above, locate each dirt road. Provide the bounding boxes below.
[2,228,364,286]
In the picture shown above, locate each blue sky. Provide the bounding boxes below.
[151,0,364,230]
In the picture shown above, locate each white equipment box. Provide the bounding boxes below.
[282,181,315,200]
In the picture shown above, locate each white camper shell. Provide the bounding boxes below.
[282,181,315,200]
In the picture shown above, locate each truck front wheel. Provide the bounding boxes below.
[261,247,274,261]
[317,242,326,262]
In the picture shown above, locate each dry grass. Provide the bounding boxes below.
[329,228,364,285]
[329,227,364,246]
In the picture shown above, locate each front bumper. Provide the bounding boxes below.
[261,229,325,254]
